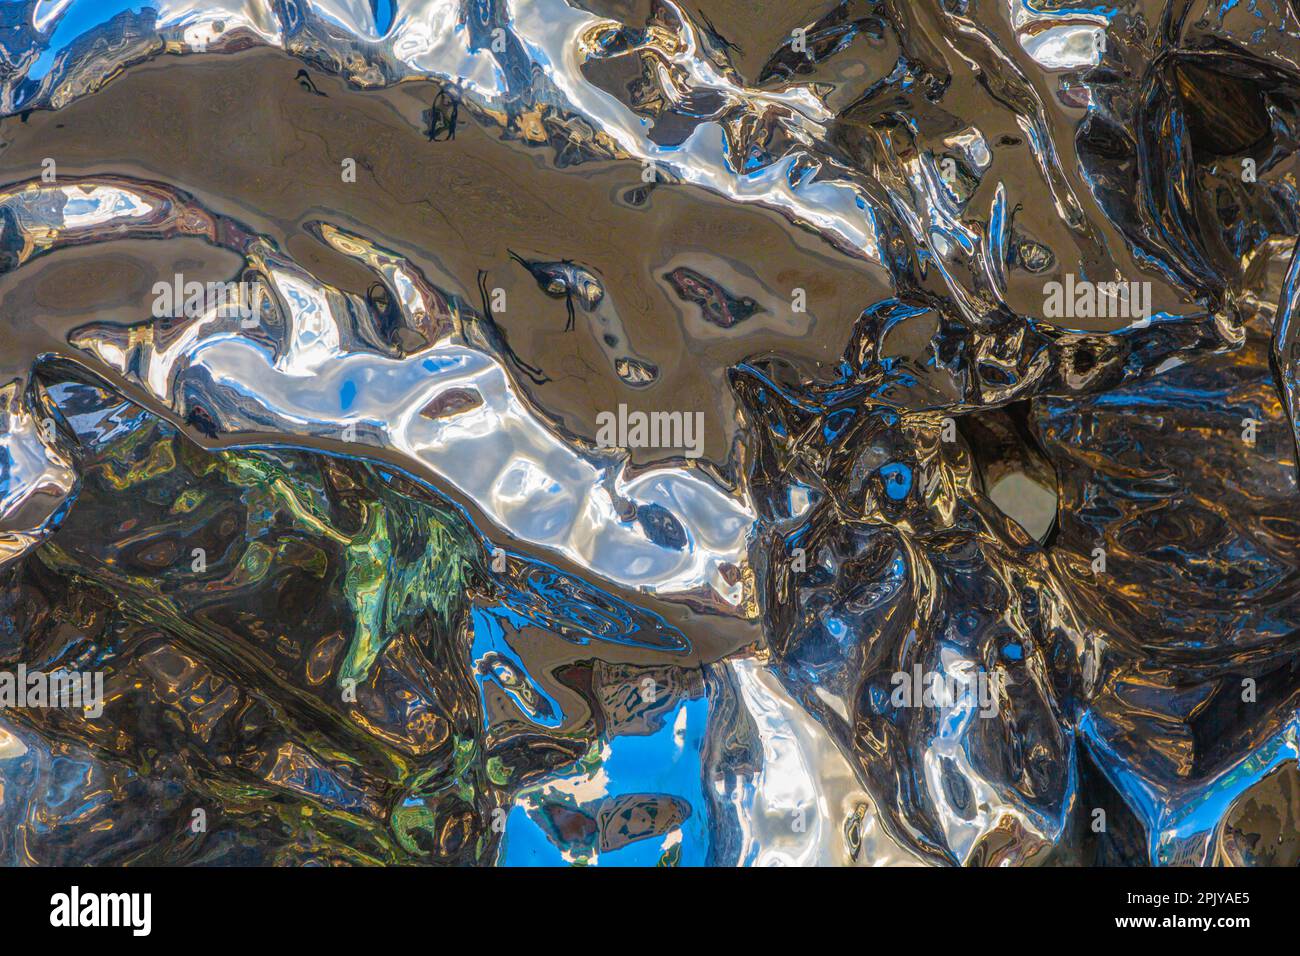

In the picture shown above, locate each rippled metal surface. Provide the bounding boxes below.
[1,0,1299,866]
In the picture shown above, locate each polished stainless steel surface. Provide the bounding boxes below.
[1,0,1298,866]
